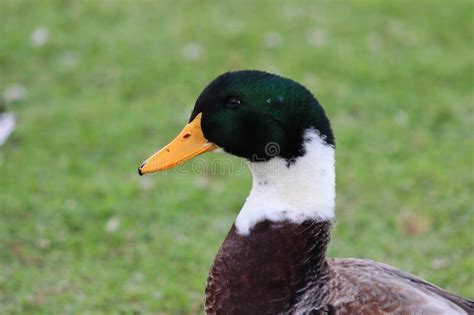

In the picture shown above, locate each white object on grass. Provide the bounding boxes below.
[0,112,16,146]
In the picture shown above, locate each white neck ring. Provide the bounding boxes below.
[235,129,336,235]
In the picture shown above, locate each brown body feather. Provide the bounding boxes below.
[205,220,473,315]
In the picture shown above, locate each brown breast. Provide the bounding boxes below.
[204,220,331,315]
[203,220,474,315]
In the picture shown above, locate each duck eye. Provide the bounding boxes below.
[225,97,241,108]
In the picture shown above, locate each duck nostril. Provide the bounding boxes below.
[182,133,191,140]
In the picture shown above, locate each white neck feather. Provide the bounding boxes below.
[235,129,336,235]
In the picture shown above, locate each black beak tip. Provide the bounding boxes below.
[138,163,145,176]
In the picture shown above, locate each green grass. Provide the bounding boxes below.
[0,0,473,313]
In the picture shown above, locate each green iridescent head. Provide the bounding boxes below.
[190,70,334,163]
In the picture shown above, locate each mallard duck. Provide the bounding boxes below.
[138,70,473,314]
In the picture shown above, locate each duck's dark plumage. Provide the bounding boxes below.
[205,220,331,314]
[205,220,474,314]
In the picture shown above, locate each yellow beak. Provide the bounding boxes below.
[138,113,217,175]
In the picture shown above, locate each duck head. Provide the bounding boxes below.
[139,70,334,174]
[139,70,336,234]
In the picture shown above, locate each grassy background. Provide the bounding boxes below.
[0,0,473,313]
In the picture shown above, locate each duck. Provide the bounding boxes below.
[138,70,473,314]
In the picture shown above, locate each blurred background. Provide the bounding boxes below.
[0,0,473,313]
